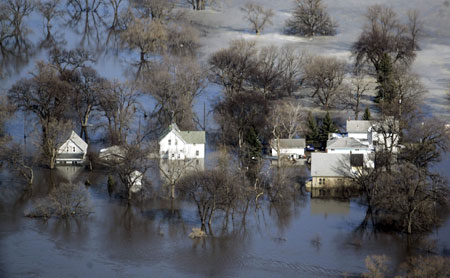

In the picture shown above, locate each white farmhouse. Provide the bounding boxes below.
[346,119,400,153]
[56,131,88,166]
[159,123,205,160]
[271,139,306,159]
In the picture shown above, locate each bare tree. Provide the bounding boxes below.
[2,143,35,186]
[167,24,199,57]
[131,0,175,20]
[352,5,417,84]
[50,47,95,76]
[99,80,140,145]
[209,39,258,97]
[400,117,449,169]
[278,45,307,97]
[187,0,222,11]
[120,17,168,63]
[37,0,63,34]
[214,91,269,165]
[70,67,107,143]
[342,72,372,120]
[249,45,284,99]
[407,9,424,51]
[241,3,274,35]
[374,163,449,234]
[304,56,347,110]
[142,56,206,131]
[8,62,72,168]
[285,0,336,37]
[5,0,34,49]
[108,0,124,28]
[269,101,304,168]
[178,170,237,233]
[159,159,196,199]
[111,144,152,202]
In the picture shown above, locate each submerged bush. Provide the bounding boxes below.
[26,183,91,218]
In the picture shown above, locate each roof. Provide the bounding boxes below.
[66,131,88,153]
[311,153,350,177]
[346,120,372,133]
[272,139,306,149]
[179,131,206,144]
[159,123,205,144]
[99,145,126,160]
[327,137,368,149]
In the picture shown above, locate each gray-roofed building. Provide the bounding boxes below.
[346,120,372,146]
[99,145,127,163]
[346,120,372,133]
[56,131,88,166]
[271,138,306,159]
[159,123,206,160]
[310,153,354,188]
[326,137,373,154]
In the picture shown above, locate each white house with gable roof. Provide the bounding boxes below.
[159,123,205,160]
[56,131,88,166]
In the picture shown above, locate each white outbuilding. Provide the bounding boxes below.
[271,138,306,159]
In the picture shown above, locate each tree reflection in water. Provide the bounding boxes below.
[65,0,108,51]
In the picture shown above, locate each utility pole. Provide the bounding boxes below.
[203,102,206,131]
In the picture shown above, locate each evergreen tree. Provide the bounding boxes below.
[363,107,371,120]
[306,112,320,144]
[376,53,396,103]
[319,111,338,144]
[244,127,262,160]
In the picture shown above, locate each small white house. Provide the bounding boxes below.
[56,131,88,166]
[159,123,205,160]
[271,139,306,159]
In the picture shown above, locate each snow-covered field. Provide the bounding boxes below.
[188,0,450,121]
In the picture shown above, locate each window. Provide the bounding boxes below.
[175,139,178,145]
[355,149,360,151]
[177,154,180,159]
[168,139,171,145]
[73,147,75,152]
[196,150,199,156]
[171,153,174,158]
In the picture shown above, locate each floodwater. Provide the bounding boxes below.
[1,1,449,277]
[0,163,449,278]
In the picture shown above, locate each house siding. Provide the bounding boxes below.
[159,131,205,159]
